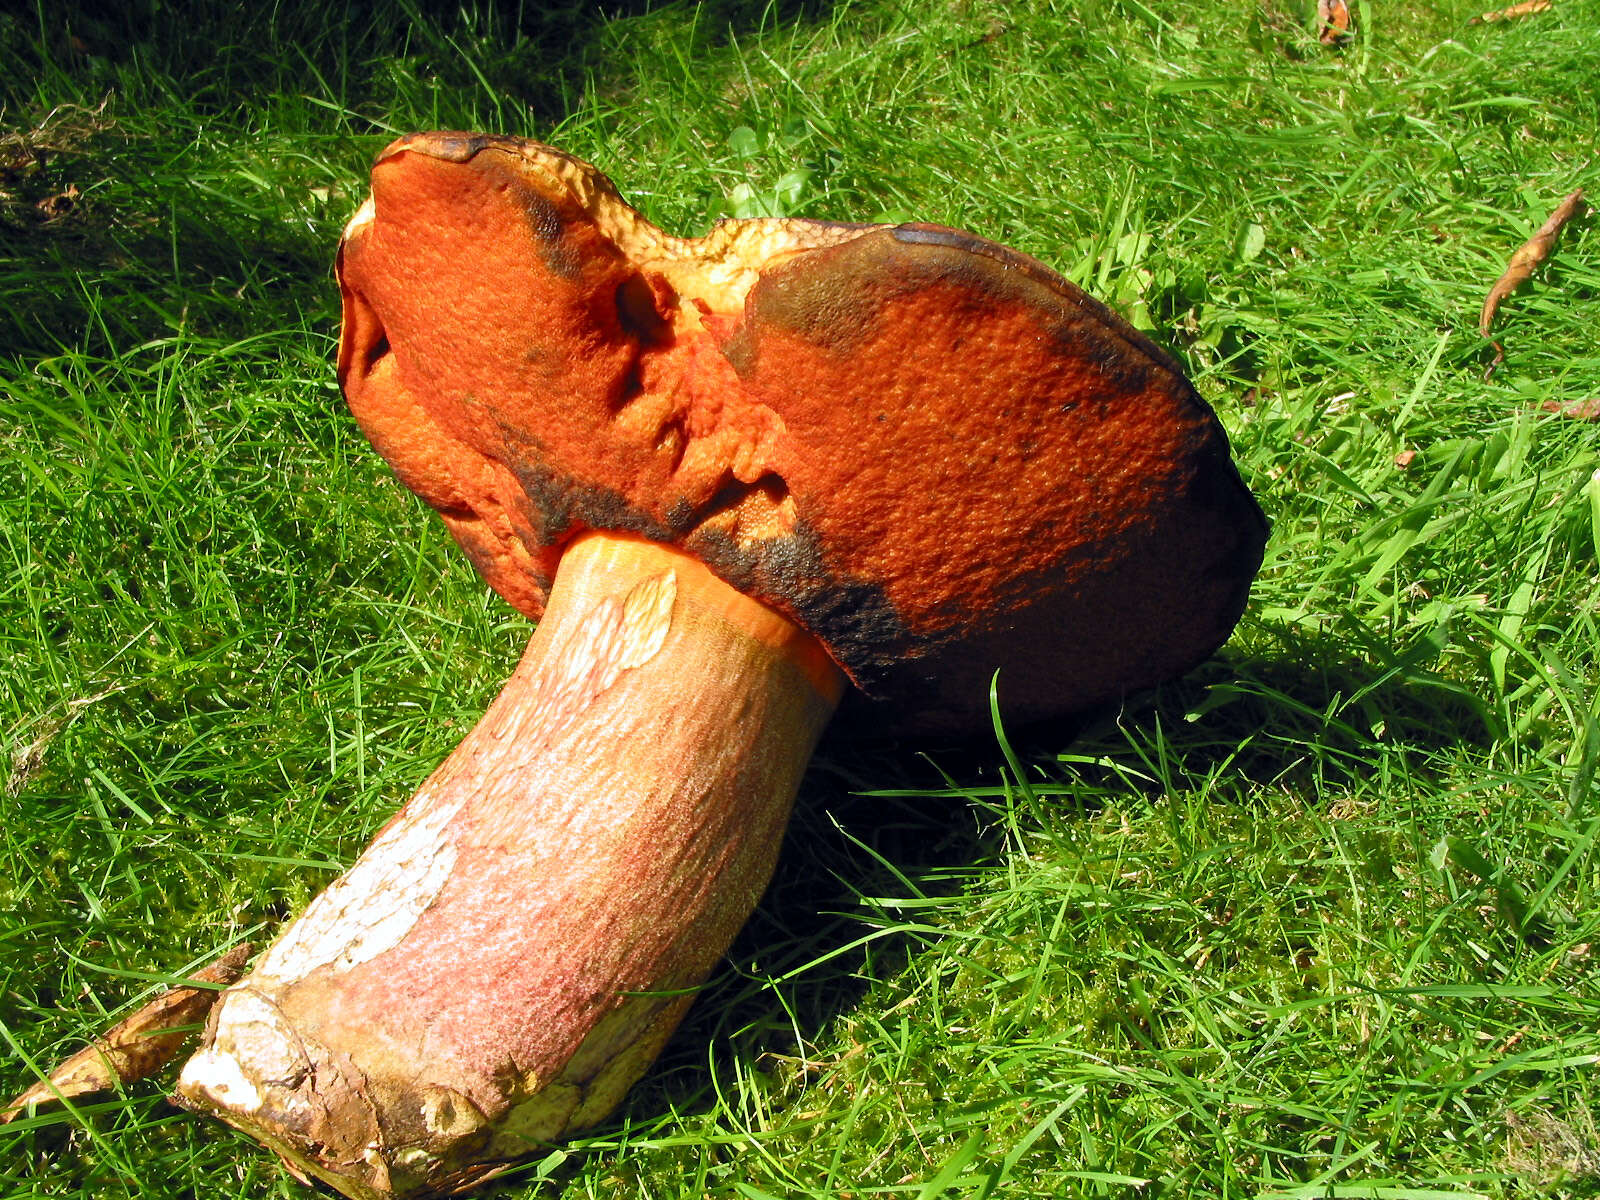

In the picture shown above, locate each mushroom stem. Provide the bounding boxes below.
[175,532,844,1200]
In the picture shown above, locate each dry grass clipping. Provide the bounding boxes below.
[6,687,123,798]
[1505,1106,1600,1187]
[0,97,114,224]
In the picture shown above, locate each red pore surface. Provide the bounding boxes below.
[338,134,1267,734]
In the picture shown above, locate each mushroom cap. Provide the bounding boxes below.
[337,132,1267,736]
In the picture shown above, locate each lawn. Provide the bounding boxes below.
[2,0,1598,1197]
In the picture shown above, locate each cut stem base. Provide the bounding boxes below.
[176,533,842,1198]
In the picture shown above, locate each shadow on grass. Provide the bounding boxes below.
[1,0,845,357]
[564,622,1497,1170]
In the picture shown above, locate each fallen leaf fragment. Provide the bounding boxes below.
[1479,187,1587,377]
[1539,397,1600,421]
[1318,0,1353,43]
[1,943,251,1123]
[33,183,79,220]
[1470,0,1552,23]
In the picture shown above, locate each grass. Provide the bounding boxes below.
[2,0,1598,1196]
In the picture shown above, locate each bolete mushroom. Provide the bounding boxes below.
[175,133,1267,1198]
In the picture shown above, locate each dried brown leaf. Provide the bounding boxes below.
[1479,188,1587,377]
[1318,0,1353,44]
[1470,0,1553,23]
[1539,397,1600,421]
[1,944,251,1123]
[1481,189,1587,338]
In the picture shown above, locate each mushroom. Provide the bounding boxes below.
[174,133,1267,1198]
